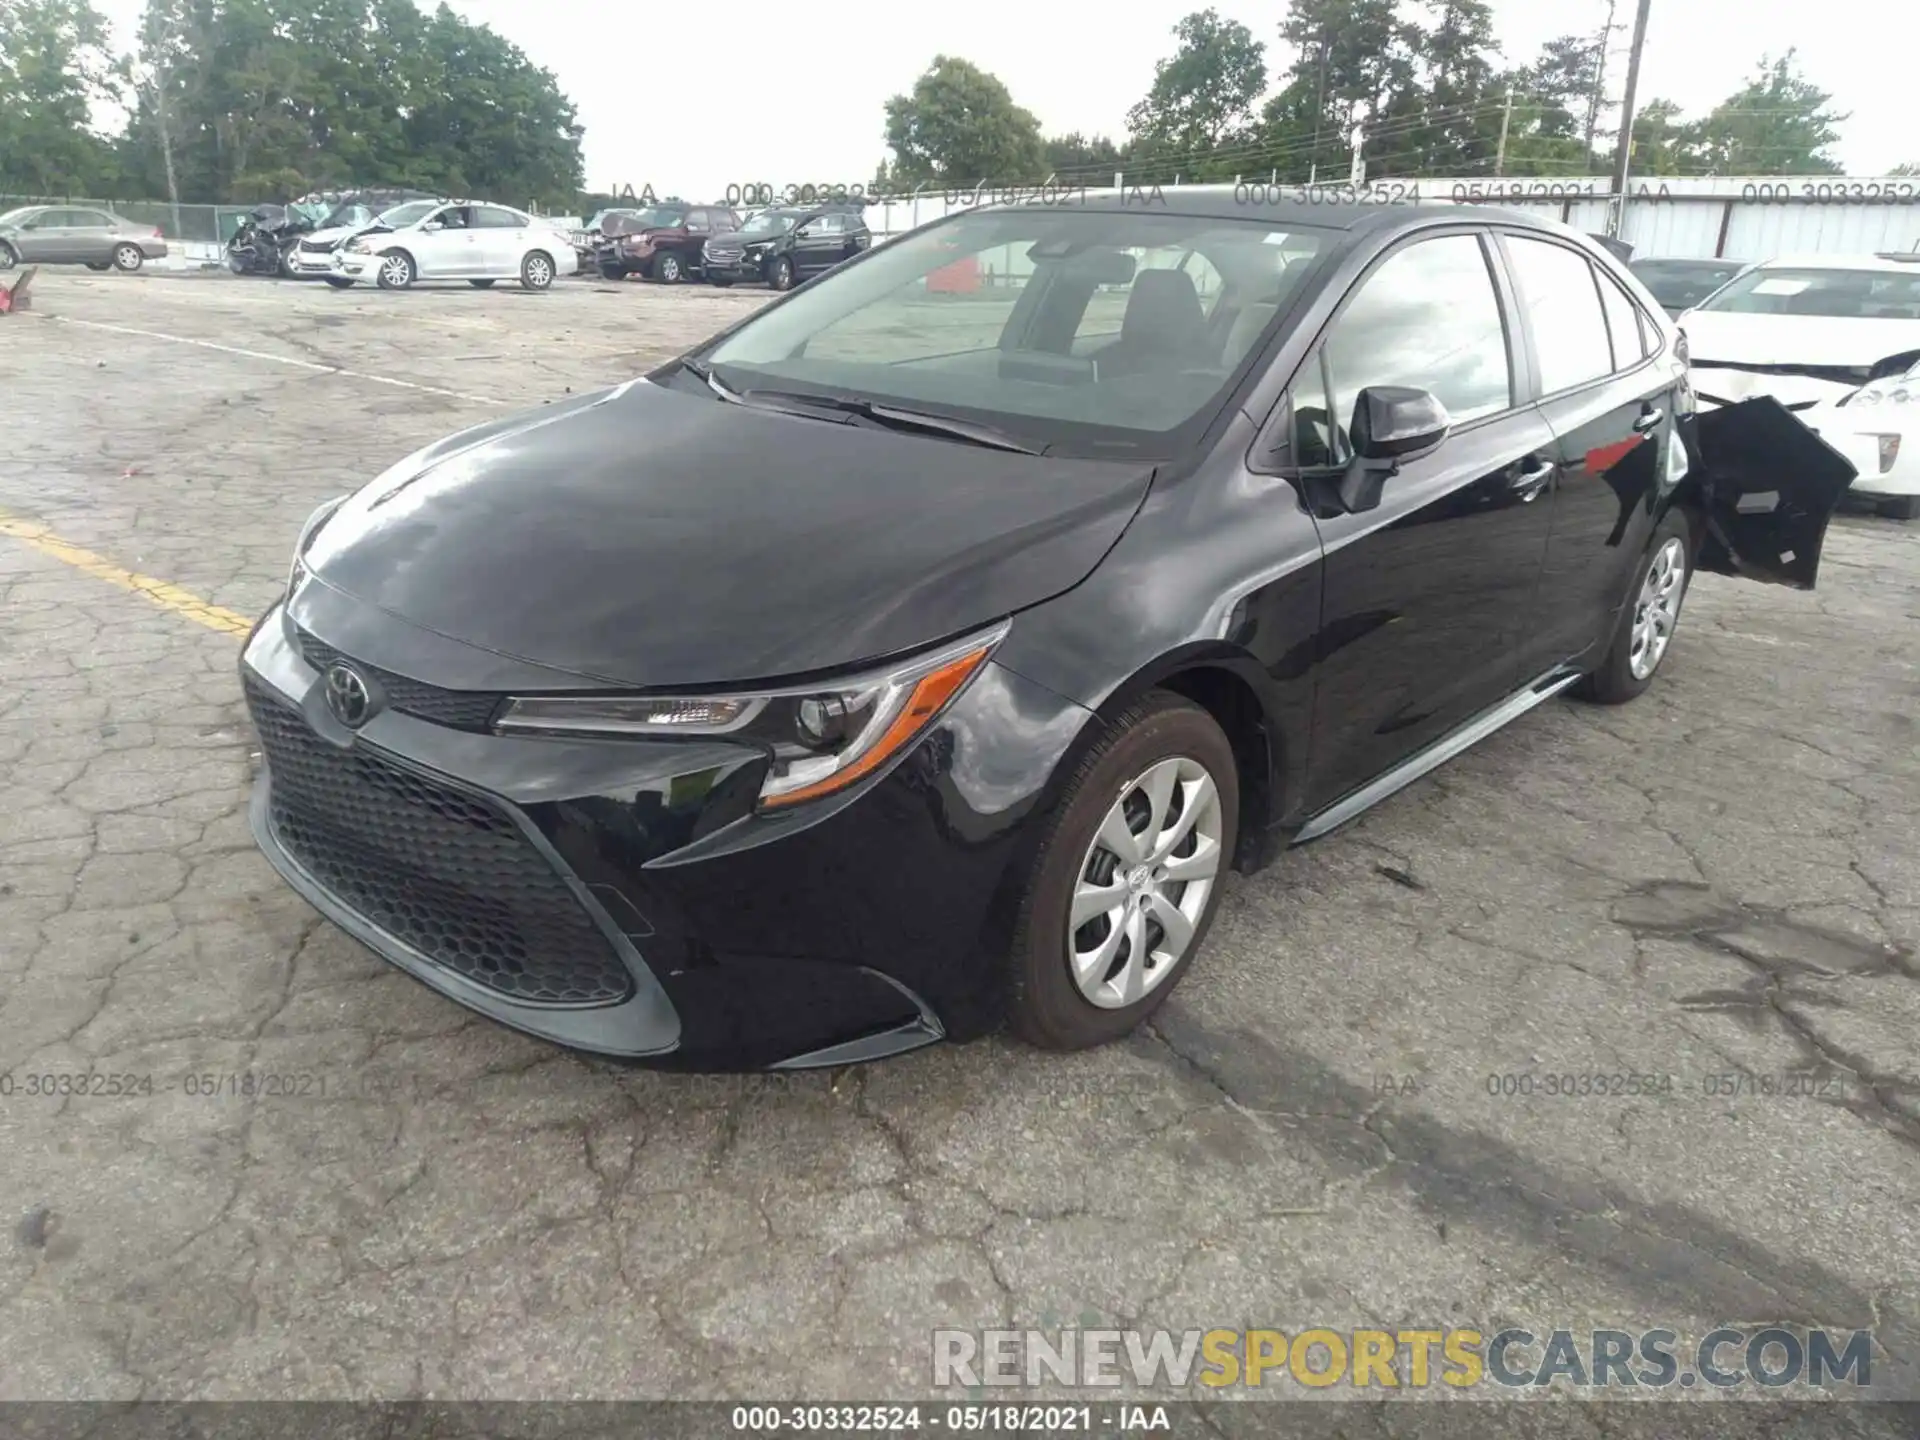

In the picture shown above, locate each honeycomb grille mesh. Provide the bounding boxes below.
[297,632,502,732]
[246,679,634,1006]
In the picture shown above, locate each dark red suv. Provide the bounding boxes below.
[593,202,741,283]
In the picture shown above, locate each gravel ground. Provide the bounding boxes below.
[1,268,1917,1418]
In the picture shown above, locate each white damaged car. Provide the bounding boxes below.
[1678,253,1920,518]
[331,200,580,292]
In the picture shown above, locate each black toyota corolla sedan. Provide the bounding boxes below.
[241,194,1853,1070]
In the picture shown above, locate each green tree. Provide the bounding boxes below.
[1625,97,1696,177]
[1043,133,1125,182]
[1255,0,1421,184]
[1125,9,1266,179]
[881,56,1045,186]
[1890,162,1920,177]
[1398,0,1499,174]
[0,0,122,196]
[1688,51,1846,175]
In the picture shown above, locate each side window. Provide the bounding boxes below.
[473,205,524,228]
[77,210,115,228]
[1321,233,1513,427]
[686,210,711,233]
[1596,268,1649,369]
[1505,236,1614,393]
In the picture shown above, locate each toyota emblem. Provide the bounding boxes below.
[323,663,373,728]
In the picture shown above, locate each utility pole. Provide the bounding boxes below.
[1607,0,1653,237]
[140,9,183,238]
[1583,0,1620,172]
[1494,86,1515,176]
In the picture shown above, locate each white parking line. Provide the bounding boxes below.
[47,315,511,408]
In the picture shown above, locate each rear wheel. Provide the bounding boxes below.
[469,278,497,289]
[87,261,111,272]
[1878,494,1920,521]
[375,250,415,290]
[1578,508,1694,705]
[1007,693,1239,1051]
[652,251,684,284]
[520,251,555,290]
[112,243,144,272]
[0,242,17,271]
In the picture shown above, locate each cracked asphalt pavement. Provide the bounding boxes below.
[1,270,1917,1414]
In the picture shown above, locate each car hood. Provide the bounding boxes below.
[298,379,1153,689]
[301,224,361,246]
[1682,310,1920,406]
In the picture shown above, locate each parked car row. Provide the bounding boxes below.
[579,198,873,289]
[1634,249,1920,520]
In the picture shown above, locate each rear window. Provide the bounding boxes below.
[1699,266,1920,320]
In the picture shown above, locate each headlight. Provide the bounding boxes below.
[1876,434,1901,473]
[494,622,1008,809]
[288,495,347,595]
[1846,383,1912,407]
[343,239,368,254]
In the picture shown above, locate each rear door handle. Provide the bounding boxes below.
[1633,408,1665,434]
[1511,455,1554,501]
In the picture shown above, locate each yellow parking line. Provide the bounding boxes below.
[0,509,254,637]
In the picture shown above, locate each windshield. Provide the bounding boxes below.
[1630,259,1745,311]
[322,202,374,229]
[1699,266,1920,319]
[740,212,799,237]
[375,201,439,230]
[700,207,1331,456]
[0,207,36,228]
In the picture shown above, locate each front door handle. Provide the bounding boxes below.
[1510,455,1554,501]
[1633,407,1665,434]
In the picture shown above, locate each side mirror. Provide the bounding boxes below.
[421,221,443,233]
[1337,386,1450,513]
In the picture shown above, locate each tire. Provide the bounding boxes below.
[598,261,626,280]
[709,277,733,288]
[519,251,554,291]
[226,250,249,275]
[1878,494,1920,521]
[652,252,683,284]
[1577,508,1695,705]
[323,276,355,289]
[375,250,415,290]
[469,278,497,289]
[769,255,795,291]
[0,242,17,272]
[112,243,144,272]
[1006,692,1240,1051]
[87,261,111,272]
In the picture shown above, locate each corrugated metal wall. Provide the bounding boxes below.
[867,176,1920,262]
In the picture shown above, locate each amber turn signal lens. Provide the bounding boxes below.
[757,646,992,809]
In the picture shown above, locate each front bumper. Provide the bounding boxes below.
[240,598,1090,1068]
[703,259,764,283]
[289,248,338,275]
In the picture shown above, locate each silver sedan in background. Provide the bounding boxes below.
[0,204,170,272]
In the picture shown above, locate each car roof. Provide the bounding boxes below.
[973,189,1573,238]
[1632,255,1745,267]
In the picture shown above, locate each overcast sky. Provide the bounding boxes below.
[94,0,1909,195]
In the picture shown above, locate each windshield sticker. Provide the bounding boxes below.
[1751,278,1813,296]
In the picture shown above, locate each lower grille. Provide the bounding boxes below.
[246,679,635,1006]
[298,631,502,732]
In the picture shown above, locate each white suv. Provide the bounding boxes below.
[332,200,579,291]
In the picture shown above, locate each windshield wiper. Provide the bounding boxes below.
[738,390,1045,454]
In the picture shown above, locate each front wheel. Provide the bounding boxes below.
[112,243,144,272]
[652,252,683,284]
[375,250,415,290]
[520,251,554,290]
[0,242,17,272]
[1006,693,1239,1051]
[1578,509,1694,705]
[769,255,795,291]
